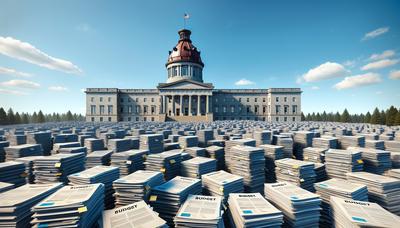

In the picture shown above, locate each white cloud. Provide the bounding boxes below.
[0,36,82,75]
[311,86,320,90]
[235,78,255,86]
[369,50,395,61]
[48,86,68,92]
[0,79,40,89]
[389,70,400,80]
[80,88,86,93]
[361,59,399,71]
[76,23,92,32]
[299,62,348,83]
[343,60,356,68]
[362,27,389,40]
[0,66,32,77]
[333,72,381,90]
[0,88,28,95]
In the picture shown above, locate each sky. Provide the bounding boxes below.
[0,0,399,115]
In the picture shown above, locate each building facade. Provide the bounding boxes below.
[85,29,302,122]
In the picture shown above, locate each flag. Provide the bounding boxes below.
[184,13,190,19]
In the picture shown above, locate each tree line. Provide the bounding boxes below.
[0,107,85,125]
[301,106,400,126]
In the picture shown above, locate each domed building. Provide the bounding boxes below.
[85,28,302,122]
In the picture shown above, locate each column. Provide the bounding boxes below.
[189,95,192,116]
[172,95,175,116]
[197,95,201,116]
[206,95,209,113]
[179,95,183,116]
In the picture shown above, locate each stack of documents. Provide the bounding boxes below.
[202,170,244,203]
[185,146,207,157]
[274,135,294,158]
[303,147,328,163]
[5,144,43,161]
[314,178,368,227]
[84,138,105,153]
[330,196,400,228]
[314,162,328,182]
[385,140,400,152]
[0,183,62,227]
[145,150,182,180]
[349,147,391,174]
[107,138,132,152]
[275,158,316,192]
[391,152,400,168]
[230,145,265,193]
[53,133,78,143]
[0,161,26,187]
[102,201,168,228]
[26,131,52,155]
[16,156,45,184]
[111,149,147,176]
[180,157,217,178]
[253,130,271,146]
[225,139,256,172]
[85,150,113,168]
[33,152,86,184]
[178,136,199,148]
[0,141,9,162]
[197,129,214,147]
[52,142,81,154]
[113,170,165,207]
[31,183,105,228]
[259,144,284,183]
[205,145,225,170]
[140,134,164,154]
[68,166,120,209]
[385,169,400,179]
[0,182,13,193]
[365,139,385,150]
[174,195,223,228]
[264,182,321,227]
[338,135,365,149]
[312,136,338,149]
[346,171,400,215]
[325,149,363,179]
[7,134,26,146]
[293,131,314,160]
[227,193,283,228]
[149,176,202,226]
[58,146,87,155]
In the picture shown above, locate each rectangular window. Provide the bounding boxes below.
[292,97,296,102]
[284,117,287,122]
[135,98,139,102]
[144,106,148,114]
[100,117,103,122]
[276,117,279,121]
[239,98,241,102]
[128,105,132,113]
[293,117,296,121]
[144,98,147,102]
[263,98,266,102]
[151,106,155,114]
[136,105,140,113]
[91,117,94,122]
[231,105,235,113]
[276,97,279,102]
[247,98,250,102]
[223,106,227,113]
[120,98,124,103]
[255,98,258,102]
[108,117,111,122]
[100,97,103,102]
[98,105,104,114]
[247,106,250,113]
[128,117,131,121]
[136,117,139,121]
[276,105,281,114]
[181,65,188,75]
[151,98,154,102]
[284,97,287,102]
[292,105,298,114]
[91,97,94,102]
[90,105,96,115]
[255,106,258,113]
[128,98,131,102]
[263,106,266,113]
[108,105,113,114]
[284,105,288,114]
[215,107,219,113]
[108,97,111,102]
[172,66,177,76]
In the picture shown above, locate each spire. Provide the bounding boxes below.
[178,29,191,42]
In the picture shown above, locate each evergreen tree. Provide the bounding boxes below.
[306,113,311,121]
[395,111,400,126]
[31,112,38,123]
[334,112,341,122]
[22,113,29,124]
[66,111,74,121]
[301,112,306,121]
[7,108,15,124]
[365,111,371,123]
[0,107,7,125]
[380,110,386,125]
[386,106,398,126]
[14,112,22,124]
[38,111,45,123]
[370,108,381,124]
[316,112,322,121]
[341,109,350,123]
[321,111,327,121]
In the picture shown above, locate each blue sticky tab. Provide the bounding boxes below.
[352,216,367,223]
[38,223,49,228]
[319,183,328,188]
[181,212,191,217]
[290,196,299,200]
[39,202,54,207]
[243,210,253,214]
[222,181,228,184]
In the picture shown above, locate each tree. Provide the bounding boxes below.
[301,112,306,121]
[31,112,38,123]
[341,109,350,123]
[334,112,341,122]
[7,108,15,124]
[0,108,7,125]
[365,111,371,123]
[370,108,381,124]
[38,111,46,123]
[316,112,322,121]
[395,111,400,126]
[386,106,398,126]
[14,112,21,124]
[66,111,74,121]
[22,113,29,124]
[321,111,327,121]
[380,110,386,125]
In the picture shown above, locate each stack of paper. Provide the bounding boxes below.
[312,136,338,149]
[0,182,13,193]
[314,162,328,182]
[0,141,9,162]
[103,201,168,228]
[178,136,199,148]
[197,129,214,147]
[31,183,105,228]
[338,135,365,149]
[348,147,392,174]
[26,131,52,155]
[84,138,105,153]
[180,157,217,178]
[52,142,81,154]
[228,193,283,228]
[113,170,165,207]
[0,161,26,187]
[140,134,164,154]
[111,149,148,176]
[264,182,321,227]
[0,183,62,227]
[253,130,271,146]
[53,133,78,143]
[107,138,132,152]
[149,176,202,226]
[390,152,400,168]
[314,178,368,227]
[4,144,43,161]
[7,134,26,146]
[202,170,244,203]
[385,140,400,153]
[303,147,328,163]
[274,135,293,158]
[330,196,400,228]
[365,139,385,150]
[205,145,225,170]
[275,158,316,192]
[16,156,45,184]
[259,144,284,183]
[145,150,182,180]
[346,172,400,215]
[225,139,256,172]
[85,150,113,168]
[385,169,400,179]
[58,146,87,155]
[68,166,120,209]
[325,149,363,179]
[185,146,207,157]
[293,131,314,160]
[33,152,86,184]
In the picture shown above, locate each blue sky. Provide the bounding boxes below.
[0,0,399,115]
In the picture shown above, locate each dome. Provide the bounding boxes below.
[166,29,204,67]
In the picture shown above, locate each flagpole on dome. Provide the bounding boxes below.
[184,13,190,29]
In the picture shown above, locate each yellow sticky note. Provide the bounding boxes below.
[55,173,62,176]
[149,195,157,202]
[357,159,363,164]
[219,187,224,192]
[78,206,87,213]
[304,156,308,160]
[54,163,61,168]
[170,159,176,164]
[160,168,166,173]
[211,155,215,159]
[292,165,299,169]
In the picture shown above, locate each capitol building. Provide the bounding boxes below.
[85,29,302,122]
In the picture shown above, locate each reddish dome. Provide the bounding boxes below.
[166,29,204,67]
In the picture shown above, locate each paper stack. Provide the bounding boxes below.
[113,170,165,207]
[302,147,328,163]
[16,156,45,184]
[178,136,199,148]
[197,129,214,147]
[110,149,148,176]
[274,135,294,158]
[275,158,316,192]
[228,193,283,228]
[31,183,105,228]
[5,144,43,161]
[0,141,9,162]
[84,138,105,152]
[314,162,328,182]
[365,139,385,150]
[33,152,86,184]
[338,135,365,149]
[0,161,26,187]
[181,157,217,178]
[385,169,400,179]
[205,145,225,170]
[107,138,132,152]
[348,147,392,174]
[312,136,338,149]
[26,131,52,155]
[264,182,321,227]
[185,146,207,157]
[314,178,368,227]
[253,130,271,146]
[325,149,363,179]
[52,142,81,154]
[149,176,202,226]
[346,171,400,215]
[385,140,400,152]
[7,134,26,146]
[293,131,314,160]
[58,146,87,155]
[0,182,13,193]
[85,150,114,168]
[259,144,284,183]
[202,170,244,203]
[145,150,182,180]
[391,152,400,168]
[103,201,168,228]
[0,183,62,227]
[140,134,164,154]
[225,139,256,172]
[175,195,223,228]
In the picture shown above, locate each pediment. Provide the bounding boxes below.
[158,79,213,90]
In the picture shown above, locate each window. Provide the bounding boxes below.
[108,105,113,114]
[255,98,258,102]
[215,98,218,103]
[276,97,279,102]
[143,106,148,114]
[144,98,147,102]
[247,106,250,113]
[99,105,105,114]
[239,98,241,102]
[120,107,124,113]
[135,98,139,102]
[100,97,103,102]
[100,117,103,122]
[223,106,227,113]
[247,98,250,102]
[276,105,281,114]
[128,105,132,113]
[151,98,154,102]
[91,97,94,102]
[276,117,279,121]
[255,106,258,113]
[284,117,287,122]
[120,98,124,103]
[108,97,111,102]
[136,105,140,113]
[151,106,155,114]
[128,117,131,121]
[292,97,296,102]
[263,98,266,102]
[136,117,139,121]
[215,107,219,113]
[181,65,188,76]
[231,105,235,113]
[90,105,96,115]
[108,117,111,122]
[292,105,298,114]
[293,117,296,121]
[128,98,131,102]
[284,97,287,102]
[144,117,147,121]
[263,106,266,113]
[151,117,155,121]
[284,105,288,114]
[172,66,178,76]
[91,117,94,122]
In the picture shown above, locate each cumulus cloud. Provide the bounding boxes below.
[299,62,348,83]
[0,88,28,95]
[362,27,389,41]
[369,50,395,61]
[235,78,255,86]
[0,36,82,75]
[333,73,381,90]
[389,70,400,80]
[361,59,399,71]
[48,86,68,92]
[342,60,356,68]
[0,79,40,89]
[0,66,32,77]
